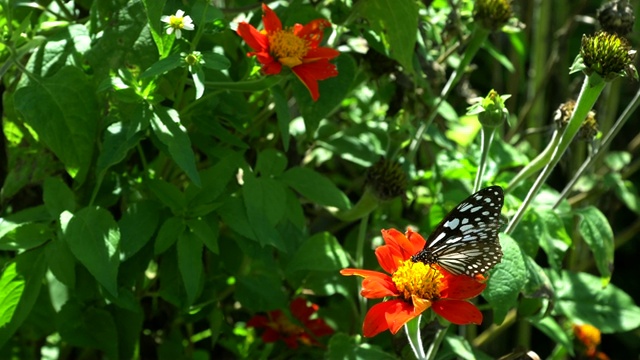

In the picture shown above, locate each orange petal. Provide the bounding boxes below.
[340,268,387,278]
[374,245,401,274]
[237,22,269,52]
[362,300,399,337]
[382,228,419,261]
[405,228,428,255]
[361,275,399,298]
[439,271,486,300]
[304,47,341,62]
[261,3,282,33]
[384,299,424,335]
[432,299,483,325]
[296,19,331,46]
[291,60,338,101]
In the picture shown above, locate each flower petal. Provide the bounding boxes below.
[384,299,423,335]
[291,60,338,101]
[381,228,420,261]
[246,314,268,328]
[290,298,316,321]
[439,270,486,300]
[304,47,341,62]
[296,19,331,47]
[374,244,401,274]
[237,22,269,52]
[176,9,185,18]
[432,299,483,325]
[340,268,387,278]
[361,274,399,298]
[362,300,400,337]
[261,328,281,343]
[261,3,282,33]
[305,318,334,338]
[405,228,428,255]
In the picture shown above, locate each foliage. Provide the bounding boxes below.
[1,0,640,359]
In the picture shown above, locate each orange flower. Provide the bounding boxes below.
[247,298,334,349]
[236,4,339,101]
[340,228,487,337]
[573,324,610,360]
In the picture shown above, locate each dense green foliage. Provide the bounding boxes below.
[1,0,640,359]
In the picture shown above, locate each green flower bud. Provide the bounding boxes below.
[467,89,510,128]
[473,0,513,32]
[365,158,407,201]
[573,31,637,81]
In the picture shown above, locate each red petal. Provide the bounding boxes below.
[374,244,402,274]
[246,314,268,328]
[262,60,282,75]
[432,299,483,325]
[261,3,282,33]
[296,19,331,47]
[290,298,316,321]
[340,268,387,278]
[291,60,338,101]
[382,228,419,261]
[439,271,486,300]
[361,275,399,298]
[237,22,268,52]
[384,300,422,335]
[304,47,340,62]
[281,334,299,349]
[362,300,397,337]
[261,328,281,343]
[405,228,428,255]
[305,318,334,337]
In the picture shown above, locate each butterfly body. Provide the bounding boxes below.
[411,186,504,277]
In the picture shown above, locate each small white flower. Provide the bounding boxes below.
[161,9,195,39]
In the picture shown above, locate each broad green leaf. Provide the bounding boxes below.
[327,333,397,360]
[61,207,121,297]
[442,335,493,360]
[357,0,418,72]
[574,206,614,285]
[140,53,182,78]
[202,52,231,70]
[186,217,219,254]
[111,304,144,360]
[293,54,356,135]
[43,177,75,218]
[235,274,287,312]
[538,209,571,270]
[150,106,201,186]
[242,174,286,250]
[177,230,203,305]
[218,196,256,241]
[522,255,553,299]
[280,167,350,210]
[255,149,287,178]
[57,301,119,359]
[604,151,631,171]
[192,66,206,100]
[286,233,349,273]
[483,234,527,324]
[155,217,186,255]
[96,121,145,177]
[605,172,640,214]
[186,151,243,206]
[119,201,160,259]
[141,0,168,55]
[14,66,98,182]
[552,270,640,333]
[271,84,291,151]
[0,247,47,347]
[148,179,186,214]
[530,316,574,356]
[0,222,51,251]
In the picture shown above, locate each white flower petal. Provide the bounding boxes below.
[166,28,174,35]
[175,29,182,39]
[175,9,185,17]
[183,24,195,31]
[160,15,170,23]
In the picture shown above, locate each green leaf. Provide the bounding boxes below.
[61,207,121,297]
[201,52,231,70]
[177,230,203,305]
[150,106,201,186]
[483,234,527,324]
[0,222,51,251]
[148,179,186,214]
[119,201,160,259]
[218,196,256,241]
[14,66,98,182]
[45,239,76,287]
[605,172,640,214]
[140,53,182,78]
[538,209,571,270]
[280,167,350,210]
[111,304,144,360]
[96,121,146,177]
[242,174,286,249]
[357,0,418,72]
[0,248,47,347]
[43,177,75,217]
[154,216,185,255]
[235,274,287,312]
[522,255,553,299]
[255,149,287,178]
[141,0,168,55]
[271,85,291,151]
[530,316,574,356]
[292,54,356,135]
[186,151,244,206]
[552,270,640,333]
[604,151,631,171]
[57,301,119,359]
[286,233,349,273]
[574,206,614,285]
[186,217,219,254]
[327,333,397,360]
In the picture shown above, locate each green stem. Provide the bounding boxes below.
[333,188,379,222]
[407,28,490,163]
[355,214,369,326]
[474,127,496,192]
[425,324,448,360]
[404,315,426,360]
[506,74,606,234]
[204,76,285,91]
[553,84,640,208]
[506,128,561,192]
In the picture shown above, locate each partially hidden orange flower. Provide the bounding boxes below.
[573,324,610,360]
[236,4,340,101]
[247,298,334,349]
[340,228,487,337]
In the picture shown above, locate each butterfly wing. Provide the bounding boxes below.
[413,186,504,276]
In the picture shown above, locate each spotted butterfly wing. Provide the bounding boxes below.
[411,186,504,277]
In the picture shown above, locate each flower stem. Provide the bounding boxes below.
[204,76,284,91]
[404,315,426,360]
[506,129,561,192]
[355,214,369,326]
[474,127,496,192]
[425,324,448,360]
[505,74,606,234]
[332,188,379,222]
[553,84,640,208]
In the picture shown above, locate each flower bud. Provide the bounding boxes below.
[473,0,513,32]
[597,0,635,36]
[366,158,407,201]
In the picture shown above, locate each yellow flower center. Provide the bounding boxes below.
[169,15,186,29]
[392,260,443,301]
[268,29,310,68]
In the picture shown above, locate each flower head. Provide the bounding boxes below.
[554,100,599,141]
[236,4,340,101]
[576,31,637,81]
[340,229,487,337]
[473,0,513,32]
[573,324,610,360]
[597,0,635,36]
[365,158,407,201]
[161,10,195,39]
[247,298,334,349]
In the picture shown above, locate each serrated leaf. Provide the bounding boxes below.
[483,234,527,324]
[96,121,145,177]
[286,232,349,273]
[148,179,186,214]
[61,207,121,297]
[538,209,571,270]
[177,230,203,305]
[575,206,614,284]
[552,270,640,333]
[280,167,350,210]
[14,66,98,182]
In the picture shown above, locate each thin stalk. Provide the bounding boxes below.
[506,129,560,192]
[407,28,490,163]
[425,324,448,360]
[355,215,369,326]
[506,74,606,234]
[404,315,426,360]
[553,85,640,208]
[474,127,496,192]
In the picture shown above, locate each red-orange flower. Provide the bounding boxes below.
[247,298,334,349]
[236,4,339,101]
[340,228,487,337]
[573,324,610,360]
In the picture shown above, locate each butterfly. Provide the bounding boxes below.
[411,186,504,277]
